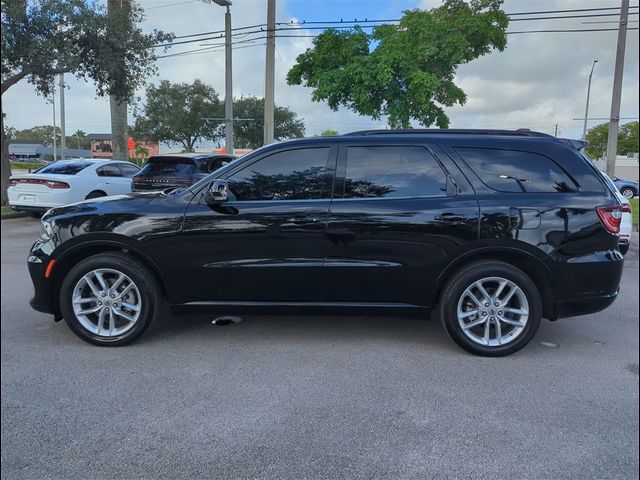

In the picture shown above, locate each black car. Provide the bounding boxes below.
[131,153,236,191]
[28,129,626,356]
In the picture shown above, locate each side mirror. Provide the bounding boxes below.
[204,179,229,205]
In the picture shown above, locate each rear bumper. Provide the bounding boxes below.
[11,205,51,214]
[550,250,624,319]
[553,289,619,319]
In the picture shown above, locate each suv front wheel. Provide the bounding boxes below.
[59,253,162,346]
[439,261,542,356]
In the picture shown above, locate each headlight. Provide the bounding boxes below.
[40,220,53,241]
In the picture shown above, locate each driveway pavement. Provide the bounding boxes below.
[2,217,638,480]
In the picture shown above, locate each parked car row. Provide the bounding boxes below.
[25,129,630,356]
[8,153,236,216]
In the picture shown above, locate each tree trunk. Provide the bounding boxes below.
[108,0,130,161]
[1,110,11,205]
[110,96,129,160]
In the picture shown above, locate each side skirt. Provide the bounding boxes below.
[170,301,431,318]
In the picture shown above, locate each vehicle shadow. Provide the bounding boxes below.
[142,307,461,353]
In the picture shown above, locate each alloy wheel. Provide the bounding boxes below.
[72,268,142,337]
[456,276,529,347]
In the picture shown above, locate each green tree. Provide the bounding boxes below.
[68,130,91,150]
[320,129,339,136]
[1,0,172,204]
[14,125,62,146]
[232,96,305,149]
[131,80,224,152]
[287,0,508,129]
[585,121,639,159]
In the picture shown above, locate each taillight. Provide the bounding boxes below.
[9,179,70,189]
[596,205,624,233]
[620,203,632,214]
[45,180,70,189]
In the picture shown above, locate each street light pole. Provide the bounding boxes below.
[212,0,234,155]
[59,74,66,160]
[582,60,598,140]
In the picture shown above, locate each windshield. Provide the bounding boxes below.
[35,161,92,175]
[138,157,196,178]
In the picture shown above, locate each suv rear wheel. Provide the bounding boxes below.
[59,253,162,346]
[439,261,542,356]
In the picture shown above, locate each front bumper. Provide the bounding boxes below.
[27,242,58,316]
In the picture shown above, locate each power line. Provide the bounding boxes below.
[144,0,197,10]
[154,7,638,48]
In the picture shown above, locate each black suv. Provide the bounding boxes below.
[27,130,625,356]
[131,153,236,191]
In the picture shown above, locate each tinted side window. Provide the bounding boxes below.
[119,163,140,178]
[343,146,447,198]
[455,147,577,193]
[228,148,331,201]
[96,164,123,177]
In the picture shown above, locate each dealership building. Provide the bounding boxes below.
[8,140,90,161]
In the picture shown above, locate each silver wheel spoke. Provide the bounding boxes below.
[500,287,517,307]
[116,283,134,300]
[94,271,108,291]
[464,289,483,307]
[96,308,106,335]
[120,302,140,312]
[495,319,502,345]
[475,282,492,304]
[493,280,508,301]
[459,309,479,319]
[499,316,525,328]
[73,297,96,305]
[77,305,102,315]
[462,317,487,330]
[483,319,491,344]
[110,273,126,293]
[112,308,136,323]
[108,309,115,336]
[504,307,528,316]
[84,276,103,298]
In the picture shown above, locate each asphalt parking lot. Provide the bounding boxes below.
[1,217,638,480]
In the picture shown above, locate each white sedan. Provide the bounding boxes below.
[8,159,140,217]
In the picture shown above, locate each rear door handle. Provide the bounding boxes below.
[434,213,468,222]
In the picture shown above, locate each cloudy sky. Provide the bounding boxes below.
[2,0,639,148]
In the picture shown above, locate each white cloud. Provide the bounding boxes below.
[2,0,638,142]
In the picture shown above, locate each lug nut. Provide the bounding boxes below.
[110,294,115,298]
[498,311,504,315]
[482,312,487,316]
[495,302,500,306]
[484,303,490,307]
[101,293,106,297]
[490,316,495,320]
[98,301,102,306]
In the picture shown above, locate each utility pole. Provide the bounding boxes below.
[582,60,598,140]
[263,0,276,146]
[554,123,559,137]
[605,0,629,178]
[108,0,130,161]
[52,88,57,162]
[59,74,66,159]
[224,4,234,154]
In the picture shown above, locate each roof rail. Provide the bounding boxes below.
[342,128,554,138]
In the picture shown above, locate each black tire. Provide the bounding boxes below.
[620,187,635,199]
[59,253,163,346]
[85,190,107,199]
[620,243,629,255]
[28,212,43,218]
[439,260,542,357]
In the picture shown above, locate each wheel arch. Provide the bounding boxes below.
[50,239,169,315]
[434,247,556,319]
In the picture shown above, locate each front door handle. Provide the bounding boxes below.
[287,216,319,224]
[434,213,468,222]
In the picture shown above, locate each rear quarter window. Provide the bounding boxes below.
[454,147,578,193]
